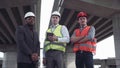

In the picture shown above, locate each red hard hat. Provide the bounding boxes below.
[77,11,87,18]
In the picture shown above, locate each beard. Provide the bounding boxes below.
[27,22,34,28]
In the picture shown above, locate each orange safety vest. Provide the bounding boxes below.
[73,26,97,53]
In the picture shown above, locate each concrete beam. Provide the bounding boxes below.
[0,0,36,8]
[69,20,77,33]
[0,36,6,44]
[6,8,17,28]
[88,15,94,23]
[59,7,64,15]
[52,0,60,11]
[62,0,116,18]
[34,0,41,33]
[58,0,64,12]
[65,10,75,26]
[97,30,112,40]
[96,24,112,37]
[81,0,120,10]
[96,19,112,31]
[0,27,12,43]
[18,6,25,25]
[92,17,103,26]
[0,13,15,43]
[0,44,17,52]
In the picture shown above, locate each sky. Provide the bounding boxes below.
[94,35,115,59]
[0,52,4,58]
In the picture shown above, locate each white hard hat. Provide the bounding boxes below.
[24,12,35,18]
[51,11,61,17]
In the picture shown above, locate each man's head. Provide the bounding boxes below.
[51,11,61,25]
[24,12,35,25]
[77,11,87,25]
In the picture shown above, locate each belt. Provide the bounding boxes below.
[48,49,58,52]
[77,50,92,54]
[47,49,63,54]
[47,49,62,52]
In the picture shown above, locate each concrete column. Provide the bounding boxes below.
[66,53,75,68]
[2,52,17,68]
[112,13,120,68]
[100,60,108,68]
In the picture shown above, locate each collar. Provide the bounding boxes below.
[25,24,35,31]
[80,24,87,28]
[50,24,59,28]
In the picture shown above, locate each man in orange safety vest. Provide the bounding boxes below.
[71,11,97,68]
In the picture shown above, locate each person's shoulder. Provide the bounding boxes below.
[87,26,94,28]
[16,25,24,31]
[91,26,95,28]
[90,25,94,28]
[74,28,79,31]
[89,26,95,30]
[60,25,67,28]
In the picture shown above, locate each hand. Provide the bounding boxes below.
[71,36,84,43]
[43,58,47,66]
[48,36,54,41]
[52,35,58,41]
[31,53,39,62]
[48,35,58,41]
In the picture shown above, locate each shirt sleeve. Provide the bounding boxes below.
[86,26,95,40]
[58,25,70,43]
[71,30,76,38]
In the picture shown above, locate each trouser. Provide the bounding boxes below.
[75,50,93,68]
[46,50,64,68]
[17,62,37,68]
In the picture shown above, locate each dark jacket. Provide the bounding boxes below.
[15,24,40,63]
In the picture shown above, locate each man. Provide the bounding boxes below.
[43,11,70,68]
[16,12,40,68]
[71,11,96,68]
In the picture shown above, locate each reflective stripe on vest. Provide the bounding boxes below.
[44,25,66,52]
[73,26,96,53]
[74,43,96,51]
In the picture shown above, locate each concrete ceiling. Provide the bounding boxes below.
[0,0,40,52]
[56,0,120,43]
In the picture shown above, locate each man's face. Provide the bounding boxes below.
[25,16,35,25]
[78,17,87,25]
[51,15,60,25]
